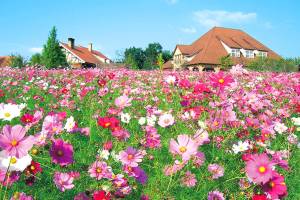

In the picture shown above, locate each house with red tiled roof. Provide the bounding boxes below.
[60,38,111,68]
[0,56,11,67]
[170,27,281,71]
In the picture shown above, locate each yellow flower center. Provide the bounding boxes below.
[31,148,38,155]
[56,150,63,157]
[10,157,17,164]
[4,112,11,118]
[179,146,187,153]
[213,121,219,126]
[52,127,58,131]
[218,79,224,84]
[269,181,275,188]
[104,122,111,127]
[258,166,266,173]
[96,168,102,173]
[11,139,18,147]
[30,165,36,171]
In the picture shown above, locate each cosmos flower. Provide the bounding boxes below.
[181,171,197,187]
[93,190,111,200]
[25,160,42,175]
[207,190,225,200]
[10,192,33,200]
[274,122,288,134]
[98,116,120,130]
[210,72,234,91]
[262,172,287,199]
[245,153,275,184]
[120,112,131,124]
[0,125,35,158]
[115,95,132,108]
[193,128,210,146]
[64,116,76,132]
[169,134,198,161]
[232,141,250,154]
[88,161,112,180]
[53,172,75,192]
[291,117,300,126]
[158,113,175,128]
[118,147,144,167]
[0,103,24,121]
[0,150,32,172]
[208,164,224,179]
[20,113,34,124]
[49,139,74,166]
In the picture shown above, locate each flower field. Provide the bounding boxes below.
[0,66,299,200]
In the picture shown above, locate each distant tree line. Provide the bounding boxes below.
[121,43,172,70]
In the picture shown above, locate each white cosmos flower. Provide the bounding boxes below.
[158,113,175,128]
[291,117,300,126]
[274,122,288,134]
[98,149,110,160]
[0,103,24,121]
[232,141,250,154]
[121,113,131,124]
[147,115,157,126]
[165,75,176,85]
[198,120,207,129]
[0,151,32,172]
[64,116,76,132]
[138,117,146,125]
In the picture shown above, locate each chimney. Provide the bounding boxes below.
[68,38,75,49]
[88,43,93,52]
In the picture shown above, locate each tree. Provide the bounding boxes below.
[42,26,68,68]
[220,55,233,70]
[29,53,43,66]
[124,47,145,69]
[9,54,27,68]
[162,50,172,62]
[144,43,162,68]
[247,57,298,72]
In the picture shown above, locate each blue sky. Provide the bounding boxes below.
[1,0,299,60]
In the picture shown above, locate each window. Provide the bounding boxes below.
[231,49,240,57]
[245,50,254,58]
[257,51,267,57]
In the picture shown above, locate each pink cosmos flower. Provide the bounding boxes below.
[263,172,287,199]
[115,95,132,108]
[193,129,210,146]
[169,134,198,161]
[49,139,74,166]
[208,164,224,179]
[88,161,112,180]
[207,190,225,200]
[164,160,186,176]
[181,171,197,187]
[53,172,74,192]
[245,153,274,184]
[118,147,144,167]
[0,125,35,158]
[158,113,175,128]
[10,192,33,200]
[210,72,234,91]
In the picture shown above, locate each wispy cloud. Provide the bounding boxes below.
[193,10,257,28]
[165,0,178,5]
[29,47,43,53]
[180,27,197,34]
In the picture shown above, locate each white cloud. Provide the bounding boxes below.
[193,10,257,28]
[166,0,178,5]
[29,47,43,53]
[180,27,197,34]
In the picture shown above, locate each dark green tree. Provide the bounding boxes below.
[42,26,67,68]
[9,54,27,68]
[162,50,172,62]
[124,47,145,69]
[144,43,162,68]
[29,53,43,66]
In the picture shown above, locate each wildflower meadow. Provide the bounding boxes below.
[0,65,299,200]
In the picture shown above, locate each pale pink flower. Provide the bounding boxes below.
[169,134,198,161]
[88,161,112,180]
[115,95,132,108]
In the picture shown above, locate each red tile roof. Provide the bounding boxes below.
[0,56,11,67]
[60,43,111,65]
[175,27,281,66]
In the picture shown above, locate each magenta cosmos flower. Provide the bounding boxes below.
[118,147,144,167]
[207,190,225,200]
[169,134,198,161]
[210,72,234,91]
[263,171,287,199]
[88,161,112,180]
[0,125,35,158]
[49,139,74,166]
[245,153,274,184]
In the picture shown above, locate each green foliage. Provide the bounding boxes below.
[247,57,299,72]
[220,55,233,69]
[157,53,164,71]
[9,54,27,68]
[41,26,68,69]
[29,53,43,66]
[123,43,171,70]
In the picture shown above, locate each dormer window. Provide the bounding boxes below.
[257,51,267,58]
[245,50,254,58]
[231,49,240,57]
